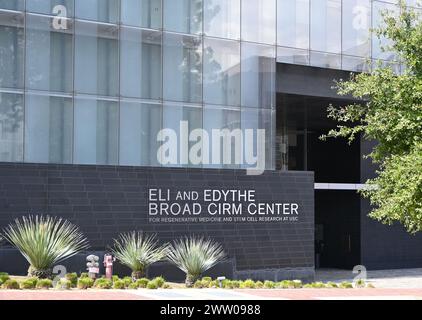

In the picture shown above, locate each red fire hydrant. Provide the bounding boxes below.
[103,254,115,280]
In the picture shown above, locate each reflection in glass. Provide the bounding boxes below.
[0,12,24,89]
[75,21,119,96]
[74,98,119,165]
[241,43,276,109]
[120,28,162,100]
[342,55,371,72]
[25,94,73,164]
[342,0,371,57]
[203,37,240,106]
[121,0,162,29]
[310,51,341,69]
[372,1,398,61]
[163,33,202,103]
[120,101,162,166]
[26,14,73,93]
[204,0,240,39]
[163,0,202,34]
[27,0,74,16]
[76,0,119,23]
[241,0,276,44]
[277,0,309,49]
[0,92,23,162]
[277,47,310,66]
[311,0,342,54]
[0,0,24,11]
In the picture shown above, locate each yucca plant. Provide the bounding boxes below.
[111,232,168,280]
[1,216,89,279]
[167,236,226,287]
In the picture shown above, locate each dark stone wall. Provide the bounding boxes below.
[0,163,315,279]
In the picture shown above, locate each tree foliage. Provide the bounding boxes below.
[323,2,422,233]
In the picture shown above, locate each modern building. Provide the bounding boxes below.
[0,0,421,280]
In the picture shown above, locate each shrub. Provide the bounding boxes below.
[340,281,353,289]
[36,279,53,289]
[277,280,292,289]
[264,281,276,289]
[231,280,241,289]
[112,232,167,280]
[311,282,326,289]
[94,278,112,289]
[222,280,234,289]
[122,276,133,288]
[326,282,338,288]
[194,280,205,289]
[147,281,158,289]
[354,279,366,288]
[0,216,89,278]
[112,275,120,283]
[168,237,226,287]
[201,277,212,287]
[112,279,126,290]
[65,273,78,288]
[152,276,165,288]
[0,272,9,284]
[2,279,20,290]
[56,279,72,290]
[20,277,38,290]
[135,278,150,289]
[209,280,219,288]
[255,281,264,289]
[77,277,94,290]
[240,279,255,289]
[128,282,139,289]
[79,272,89,279]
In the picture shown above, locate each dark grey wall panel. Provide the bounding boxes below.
[0,163,315,278]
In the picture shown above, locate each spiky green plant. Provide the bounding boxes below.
[1,216,89,279]
[167,237,226,287]
[111,232,168,280]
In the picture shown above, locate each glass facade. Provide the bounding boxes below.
[0,0,416,169]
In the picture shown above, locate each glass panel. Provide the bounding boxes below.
[120,101,162,166]
[277,0,309,49]
[163,33,202,103]
[204,0,240,40]
[75,21,119,96]
[372,1,398,61]
[0,92,23,162]
[0,0,24,11]
[241,0,276,44]
[277,47,310,65]
[0,11,24,89]
[203,37,240,107]
[74,98,119,165]
[342,55,371,72]
[75,0,119,24]
[27,0,74,17]
[310,0,342,54]
[203,106,240,168]
[241,107,275,170]
[163,0,202,34]
[310,51,341,69]
[26,14,73,93]
[120,28,162,100]
[25,94,73,164]
[121,0,162,29]
[162,104,203,167]
[342,0,371,57]
[241,43,276,109]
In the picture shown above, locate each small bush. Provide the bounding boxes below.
[135,278,149,289]
[56,279,72,290]
[326,282,338,288]
[264,281,276,289]
[112,279,126,290]
[79,272,89,279]
[2,279,20,290]
[354,279,366,288]
[65,273,78,288]
[20,278,38,290]
[128,282,139,289]
[0,272,10,284]
[311,282,326,289]
[255,281,264,289]
[77,277,94,290]
[277,280,292,289]
[151,277,165,288]
[194,280,205,289]
[147,281,158,289]
[222,280,234,289]
[94,278,112,289]
[340,281,353,289]
[209,280,219,288]
[240,279,255,289]
[112,275,120,283]
[36,279,53,289]
[122,276,133,288]
[201,277,212,287]
[292,280,303,288]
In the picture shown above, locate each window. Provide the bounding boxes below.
[277,0,309,49]
[76,0,119,24]
[74,98,119,165]
[26,14,73,93]
[27,0,74,17]
[120,28,162,100]
[120,101,162,166]
[372,1,398,61]
[241,0,276,44]
[203,37,240,106]
[277,47,310,66]
[164,0,202,34]
[121,0,162,29]
[0,0,24,11]
[0,11,24,89]
[342,0,371,57]
[0,92,23,162]
[310,0,342,54]
[75,21,119,96]
[25,94,73,164]
[241,43,276,109]
[204,0,240,39]
[163,33,202,103]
